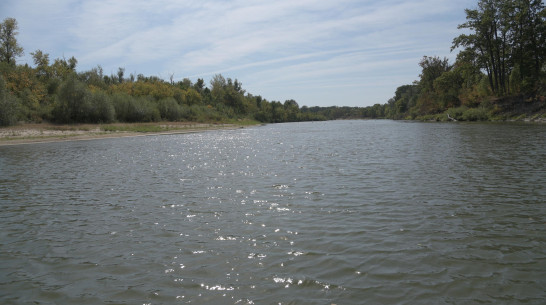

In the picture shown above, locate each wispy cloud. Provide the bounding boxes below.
[1,0,475,106]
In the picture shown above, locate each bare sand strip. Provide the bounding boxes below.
[0,123,245,146]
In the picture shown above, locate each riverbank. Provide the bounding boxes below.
[0,122,250,146]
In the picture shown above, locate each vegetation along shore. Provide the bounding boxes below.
[1,0,545,131]
[0,121,253,146]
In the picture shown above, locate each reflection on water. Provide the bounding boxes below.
[1,120,545,304]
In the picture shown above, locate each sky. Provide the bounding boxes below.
[0,0,476,107]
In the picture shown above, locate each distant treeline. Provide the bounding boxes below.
[1,0,545,126]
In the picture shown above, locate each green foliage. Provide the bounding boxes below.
[462,107,489,121]
[52,76,115,123]
[31,50,50,79]
[445,106,468,121]
[0,18,24,65]
[386,84,419,119]
[157,97,183,121]
[86,90,115,123]
[418,56,451,92]
[0,75,19,126]
[381,0,545,121]
[433,70,463,109]
[414,56,451,115]
[126,96,160,122]
[53,75,90,123]
[50,57,77,80]
[3,7,544,126]
[189,105,224,122]
[112,93,160,122]
[453,0,545,95]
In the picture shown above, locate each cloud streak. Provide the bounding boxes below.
[1,0,475,106]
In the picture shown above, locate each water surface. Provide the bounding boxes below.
[1,120,545,304]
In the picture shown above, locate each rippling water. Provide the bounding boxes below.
[1,120,545,304]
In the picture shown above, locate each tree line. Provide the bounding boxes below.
[0,17,326,126]
[308,0,544,122]
[302,0,544,121]
[374,0,545,121]
[1,0,545,126]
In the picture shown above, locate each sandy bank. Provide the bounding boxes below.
[0,122,244,146]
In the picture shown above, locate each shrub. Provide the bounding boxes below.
[445,106,468,121]
[462,107,489,121]
[52,75,91,123]
[111,92,132,122]
[0,75,19,126]
[86,91,115,123]
[112,93,159,122]
[157,97,183,121]
[131,96,160,122]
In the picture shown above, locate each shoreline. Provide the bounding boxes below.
[0,122,246,146]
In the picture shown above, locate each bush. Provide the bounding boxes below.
[53,75,90,123]
[131,96,160,122]
[445,106,468,121]
[111,92,132,122]
[462,107,489,121]
[86,91,115,123]
[0,76,19,126]
[157,97,183,121]
[112,93,159,122]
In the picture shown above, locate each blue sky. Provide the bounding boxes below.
[1,0,476,107]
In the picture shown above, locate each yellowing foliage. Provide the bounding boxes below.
[109,81,178,100]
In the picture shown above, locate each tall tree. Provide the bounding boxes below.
[507,0,545,92]
[414,56,451,114]
[418,56,451,92]
[453,0,506,95]
[453,0,545,95]
[210,74,226,104]
[117,67,125,83]
[0,18,24,65]
[31,50,50,78]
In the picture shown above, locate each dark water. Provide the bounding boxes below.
[1,120,545,304]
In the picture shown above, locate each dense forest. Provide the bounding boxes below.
[1,0,545,127]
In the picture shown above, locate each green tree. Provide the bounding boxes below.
[453,0,545,95]
[193,78,205,93]
[31,50,50,79]
[414,56,451,114]
[50,56,78,80]
[0,74,19,125]
[157,97,183,121]
[390,84,419,118]
[117,67,125,83]
[86,90,115,123]
[284,99,300,121]
[79,65,107,90]
[270,101,285,122]
[418,56,451,92]
[185,87,202,106]
[507,0,545,92]
[53,75,90,123]
[0,18,24,65]
[433,70,464,108]
[178,78,192,90]
[210,74,226,104]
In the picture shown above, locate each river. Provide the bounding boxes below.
[1,120,545,304]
